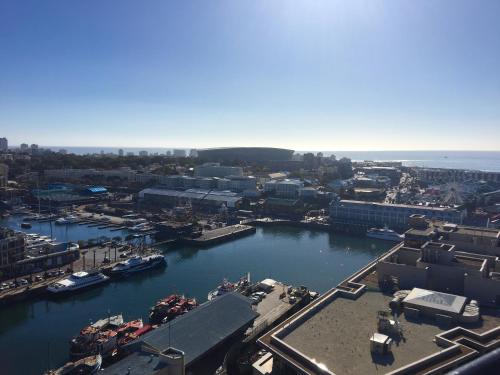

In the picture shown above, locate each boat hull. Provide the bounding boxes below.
[110,258,166,278]
[47,278,110,296]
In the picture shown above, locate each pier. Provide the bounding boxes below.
[182,224,256,247]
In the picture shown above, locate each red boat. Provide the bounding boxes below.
[118,323,153,346]
[149,294,197,324]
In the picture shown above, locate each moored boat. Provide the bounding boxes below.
[46,354,102,375]
[70,316,149,359]
[69,315,123,358]
[110,254,166,277]
[55,215,79,225]
[149,294,197,324]
[366,227,404,242]
[47,270,109,294]
[208,273,251,301]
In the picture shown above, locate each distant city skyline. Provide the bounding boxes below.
[1,0,500,150]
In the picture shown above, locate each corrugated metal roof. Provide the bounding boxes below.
[140,188,242,203]
[139,292,258,365]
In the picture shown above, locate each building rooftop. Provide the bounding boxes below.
[139,188,242,204]
[258,244,500,375]
[336,199,462,212]
[280,290,444,375]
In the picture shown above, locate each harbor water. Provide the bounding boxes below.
[0,222,392,375]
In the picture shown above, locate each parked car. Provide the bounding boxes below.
[250,296,260,305]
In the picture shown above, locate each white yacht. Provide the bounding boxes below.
[366,227,404,242]
[47,270,109,294]
[55,215,79,225]
[110,254,166,276]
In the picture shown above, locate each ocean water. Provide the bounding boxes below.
[41,148,500,172]
[0,225,392,375]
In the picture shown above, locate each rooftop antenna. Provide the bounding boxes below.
[168,319,172,348]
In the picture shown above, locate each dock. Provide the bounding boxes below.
[183,224,256,247]
[245,281,310,341]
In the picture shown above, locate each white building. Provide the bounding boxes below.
[264,179,304,198]
[217,175,257,192]
[194,163,243,178]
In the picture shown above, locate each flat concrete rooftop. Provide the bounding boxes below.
[281,291,444,375]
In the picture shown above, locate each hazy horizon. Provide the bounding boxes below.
[2,1,500,150]
[7,145,500,153]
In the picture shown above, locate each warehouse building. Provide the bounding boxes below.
[329,197,466,230]
[194,162,243,178]
[139,188,243,211]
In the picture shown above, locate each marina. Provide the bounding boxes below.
[0,224,392,375]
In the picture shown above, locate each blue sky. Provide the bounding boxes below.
[1,0,499,150]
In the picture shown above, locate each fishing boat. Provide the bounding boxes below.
[70,317,150,359]
[366,227,404,242]
[110,254,166,277]
[47,270,109,294]
[149,294,197,324]
[207,273,251,301]
[69,315,123,358]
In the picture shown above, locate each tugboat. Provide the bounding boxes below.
[70,316,149,359]
[149,294,198,324]
[208,273,251,301]
[69,315,123,359]
[46,354,102,375]
[110,254,166,277]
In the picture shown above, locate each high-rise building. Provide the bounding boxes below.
[139,150,148,157]
[30,144,38,154]
[0,163,8,187]
[0,137,7,152]
[118,149,124,157]
[20,143,29,152]
[173,149,187,157]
